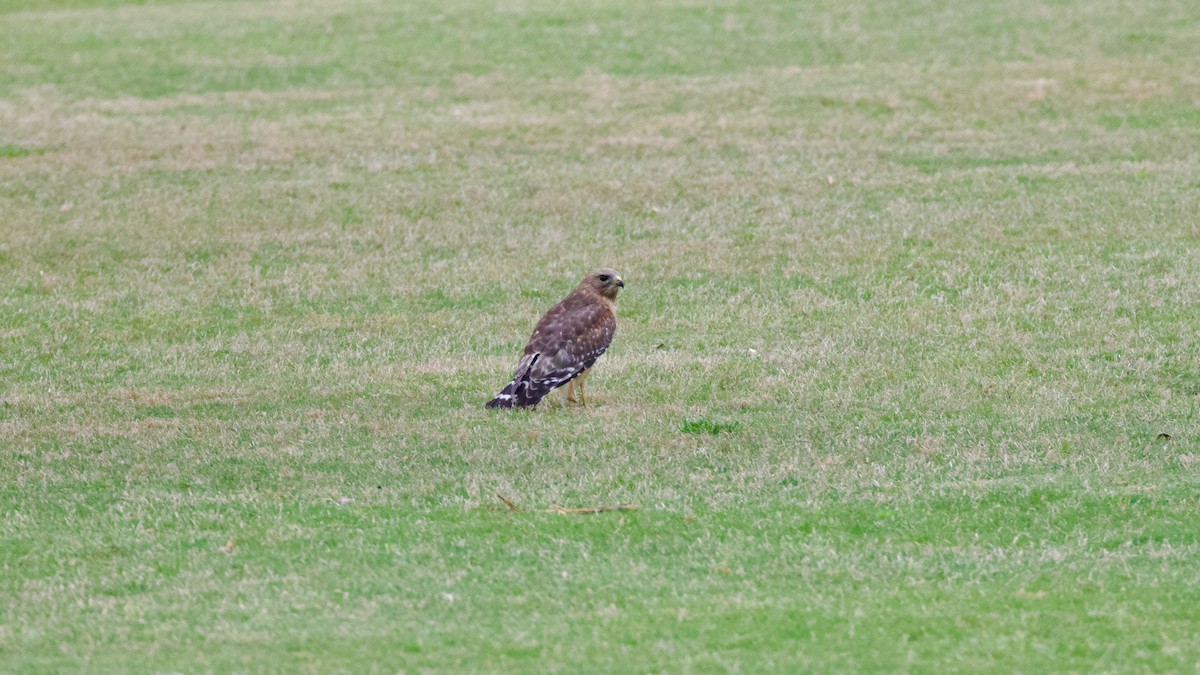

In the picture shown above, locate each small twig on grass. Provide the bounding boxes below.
[548,504,639,515]
[496,494,638,515]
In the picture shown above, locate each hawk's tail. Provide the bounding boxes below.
[485,378,554,409]
[486,381,518,408]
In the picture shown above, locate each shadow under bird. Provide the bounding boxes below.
[486,268,624,409]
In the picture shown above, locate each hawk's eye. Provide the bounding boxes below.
[598,274,610,282]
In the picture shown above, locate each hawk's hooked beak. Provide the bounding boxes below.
[616,276,624,287]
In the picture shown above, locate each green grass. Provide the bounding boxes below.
[2,0,1200,670]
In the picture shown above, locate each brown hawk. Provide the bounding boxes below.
[486,268,624,408]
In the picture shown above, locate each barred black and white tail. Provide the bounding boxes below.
[486,377,554,408]
[486,380,521,408]
[486,353,587,409]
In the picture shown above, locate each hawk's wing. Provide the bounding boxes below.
[523,299,615,384]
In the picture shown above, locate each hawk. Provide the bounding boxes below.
[486,268,624,409]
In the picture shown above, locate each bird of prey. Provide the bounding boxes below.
[486,268,624,408]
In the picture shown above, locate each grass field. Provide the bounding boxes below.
[3,0,1200,670]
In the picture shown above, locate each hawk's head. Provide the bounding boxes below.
[584,268,624,299]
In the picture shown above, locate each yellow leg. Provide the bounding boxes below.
[576,368,590,406]
[566,368,591,406]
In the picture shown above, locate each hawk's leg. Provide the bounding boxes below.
[571,367,590,403]
[567,368,591,406]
